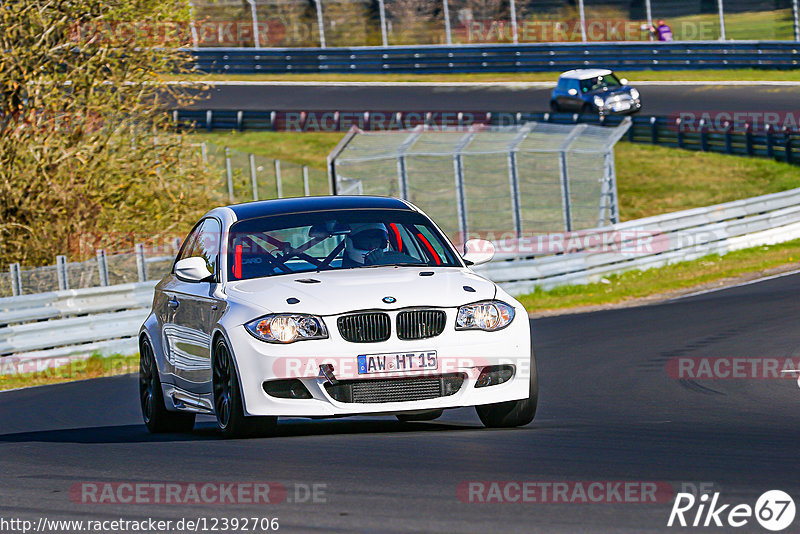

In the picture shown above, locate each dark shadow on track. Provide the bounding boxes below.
[0,419,483,444]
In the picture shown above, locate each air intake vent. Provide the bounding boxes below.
[324,374,465,403]
[396,309,447,340]
[337,312,391,343]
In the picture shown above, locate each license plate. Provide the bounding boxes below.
[357,351,438,375]
[613,102,631,112]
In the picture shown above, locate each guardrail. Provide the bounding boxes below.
[474,187,800,293]
[190,41,800,74]
[173,109,800,165]
[3,185,800,364]
[0,282,156,363]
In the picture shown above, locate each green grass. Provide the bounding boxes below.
[667,8,794,41]
[517,239,800,313]
[615,143,800,221]
[0,353,139,391]
[192,131,343,169]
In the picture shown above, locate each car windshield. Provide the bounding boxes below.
[227,209,461,280]
[580,74,621,93]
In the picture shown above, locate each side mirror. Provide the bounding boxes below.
[568,88,578,96]
[620,78,629,85]
[175,257,213,283]
[462,239,495,266]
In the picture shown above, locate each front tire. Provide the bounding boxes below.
[475,352,538,428]
[139,337,195,434]
[213,337,276,438]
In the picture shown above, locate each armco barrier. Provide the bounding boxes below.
[173,109,800,165]
[2,186,800,362]
[190,41,800,74]
[0,281,156,362]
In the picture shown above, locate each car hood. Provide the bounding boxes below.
[592,87,632,99]
[225,266,497,316]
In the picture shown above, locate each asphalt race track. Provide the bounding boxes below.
[2,272,800,532]
[189,82,800,116]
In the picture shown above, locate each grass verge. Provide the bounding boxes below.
[518,239,800,313]
[0,353,139,392]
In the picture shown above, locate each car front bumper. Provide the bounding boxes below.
[225,306,532,417]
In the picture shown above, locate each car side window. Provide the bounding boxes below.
[176,218,221,278]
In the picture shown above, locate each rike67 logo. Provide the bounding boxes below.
[668,490,796,531]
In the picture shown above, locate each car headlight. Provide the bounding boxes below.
[593,95,605,108]
[456,301,515,331]
[245,314,328,344]
[630,88,640,100]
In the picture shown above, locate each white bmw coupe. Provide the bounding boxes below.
[139,196,537,437]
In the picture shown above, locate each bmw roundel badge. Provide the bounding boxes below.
[382,296,396,304]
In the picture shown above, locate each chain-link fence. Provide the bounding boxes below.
[190,0,800,47]
[330,120,631,244]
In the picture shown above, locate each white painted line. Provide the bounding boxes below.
[668,267,800,301]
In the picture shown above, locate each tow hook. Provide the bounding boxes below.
[319,363,338,385]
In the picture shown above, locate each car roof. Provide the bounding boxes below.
[224,195,415,221]
[559,68,614,80]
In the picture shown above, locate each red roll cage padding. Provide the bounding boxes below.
[389,223,403,252]
[416,233,441,265]
[233,243,243,279]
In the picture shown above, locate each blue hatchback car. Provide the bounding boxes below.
[550,69,641,116]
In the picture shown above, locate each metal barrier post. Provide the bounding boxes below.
[250,154,259,201]
[303,166,311,196]
[443,0,453,45]
[275,160,283,198]
[717,0,726,40]
[506,124,531,238]
[314,0,326,47]
[201,141,208,164]
[97,250,109,287]
[225,147,234,203]
[56,255,69,290]
[452,133,475,239]
[246,0,260,47]
[397,156,409,200]
[725,122,733,154]
[557,124,586,232]
[645,0,653,41]
[509,0,519,44]
[793,0,800,41]
[135,244,148,282]
[650,116,658,144]
[577,0,587,42]
[378,0,388,46]
[766,124,774,158]
[558,151,573,232]
[700,119,709,151]
[9,263,22,296]
[507,151,523,238]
